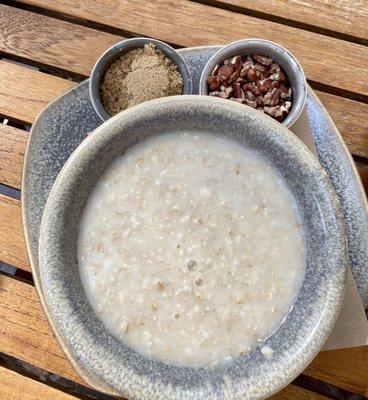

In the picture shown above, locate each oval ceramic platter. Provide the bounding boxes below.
[22,45,368,393]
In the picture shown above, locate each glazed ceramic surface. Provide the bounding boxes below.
[22,46,368,310]
[39,95,346,400]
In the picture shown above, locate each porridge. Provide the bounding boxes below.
[78,132,305,366]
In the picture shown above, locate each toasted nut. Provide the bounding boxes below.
[256,95,264,106]
[245,91,255,101]
[280,87,292,100]
[235,78,247,85]
[233,83,245,100]
[258,78,273,94]
[240,60,254,77]
[219,90,231,99]
[254,63,266,72]
[218,65,233,81]
[230,55,242,66]
[252,54,273,66]
[269,63,280,74]
[247,68,262,82]
[211,64,220,76]
[264,105,284,117]
[245,99,257,108]
[205,53,291,122]
[230,97,244,103]
[243,82,261,96]
[263,88,280,106]
[207,75,220,91]
[269,71,286,82]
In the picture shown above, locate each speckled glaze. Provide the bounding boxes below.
[38,95,346,400]
[21,46,368,396]
[199,40,307,128]
[89,37,193,121]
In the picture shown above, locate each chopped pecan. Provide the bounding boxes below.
[205,53,292,122]
[264,105,284,117]
[218,65,233,81]
[211,64,220,76]
[233,83,245,100]
[247,68,262,82]
[206,75,220,91]
[245,91,255,101]
[252,54,273,66]
[258,78,273,94]
[245,99,257,108]
[263,88,280,106]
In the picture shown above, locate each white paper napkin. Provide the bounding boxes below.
[291,110,368,350]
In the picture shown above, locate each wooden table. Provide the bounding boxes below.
[0,1,367,399]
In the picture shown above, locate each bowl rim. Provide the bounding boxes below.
[199,38,307,128]
[89,37,193,121]
[39,95,346,400]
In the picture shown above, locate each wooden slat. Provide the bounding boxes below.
[0,60,75,124]
[15,0,368,96]
[0,366,78,400]
[214,0,368,42]
[1,60,368,159]
[0,195,29,272]
[356,164,368,194]
[0,4,121,77]
[0,274,351,399]
[0,275,83,385]
[317,92,368,159]
[270,384,330,400]
[0,124,27,189]
[306,346,368,396]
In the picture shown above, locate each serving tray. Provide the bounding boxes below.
[22,46,368,309]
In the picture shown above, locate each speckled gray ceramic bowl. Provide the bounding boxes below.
[89,37,193,121]
[199,39,307,128]
[39,95,346,400]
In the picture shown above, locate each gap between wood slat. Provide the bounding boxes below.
[194,0,368,46]
[1,60,368,160]
[1,3,368,106]
[0,354,115,400]
[1,273,366,398]
[0,60,75,124]
[7,0,368,97]
[0,365,80,400]
[0,123,27,189]
[0,194,30,272]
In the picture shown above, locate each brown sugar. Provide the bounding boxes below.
[100,44,183,116]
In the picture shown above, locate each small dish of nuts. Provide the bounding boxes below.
[199,39,307,127]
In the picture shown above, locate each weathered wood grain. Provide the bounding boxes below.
[271,384,330,400]
[306,346,368,396]
[0,275,82,385]
[0,60,75,124]
[0,366,78,400]
[14,0,368,96]
[0,4,121,77]
[1,61,368,159]
[214,0,368,42]
[317,92,368,159]
[356,164,368,194]
[0,194,29,271]
[0,274,357,398]
[0,124,27,189]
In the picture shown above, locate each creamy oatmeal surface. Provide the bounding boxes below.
[78,132,305,366]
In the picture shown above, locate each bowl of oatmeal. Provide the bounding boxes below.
[39,95,346,399]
